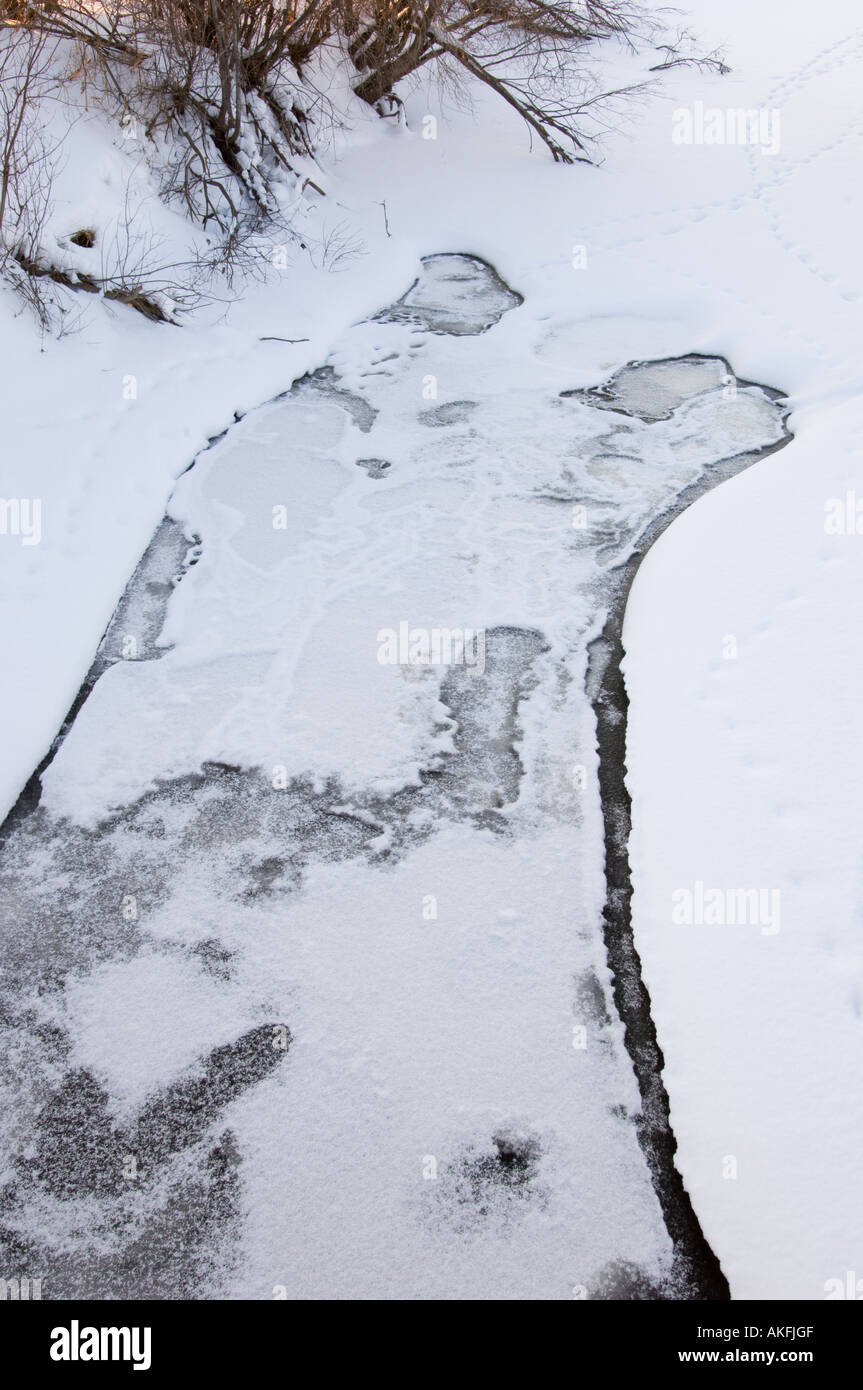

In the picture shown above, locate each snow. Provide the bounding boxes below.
[1,0,862,1300]
[624,391,863,1298]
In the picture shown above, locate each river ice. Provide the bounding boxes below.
[0,256,789,1300]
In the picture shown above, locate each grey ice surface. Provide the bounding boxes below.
[566,354,737,422]
[373,253,523,335]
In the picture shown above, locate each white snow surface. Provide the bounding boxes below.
[1,0,862,1298]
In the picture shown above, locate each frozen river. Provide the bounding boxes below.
[0,256,790,1299]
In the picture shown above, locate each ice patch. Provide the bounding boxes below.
[373,253,523,335]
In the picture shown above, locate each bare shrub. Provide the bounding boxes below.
[19,1,714,192]
[341,0,651,161]
[0,1,726,324]
[0,24,66,324]
[24,0,327,226]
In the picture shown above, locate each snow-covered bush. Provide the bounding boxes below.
[0,1,724,325]
[0,25,64,325]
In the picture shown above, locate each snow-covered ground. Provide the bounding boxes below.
[1,0,862,1299]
